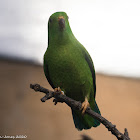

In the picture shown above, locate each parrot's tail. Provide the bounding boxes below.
[72,99,100,131]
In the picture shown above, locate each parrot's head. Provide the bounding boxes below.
[48,12,73,44]
[48,12,69,31]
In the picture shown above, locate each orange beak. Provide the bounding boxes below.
[58,16,65,30]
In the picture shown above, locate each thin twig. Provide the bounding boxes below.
[30,83,130,140]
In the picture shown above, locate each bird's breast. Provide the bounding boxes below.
[46,45,92,100]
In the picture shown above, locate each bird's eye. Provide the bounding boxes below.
[49,18,52,23]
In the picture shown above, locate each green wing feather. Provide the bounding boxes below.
[80,46,96,98]
[72,45,100,130]
[43,52,55,89]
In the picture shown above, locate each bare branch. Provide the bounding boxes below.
[30,84,130,140]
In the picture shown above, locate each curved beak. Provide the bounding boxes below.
[58,16,65,30]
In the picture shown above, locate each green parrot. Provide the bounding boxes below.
[44,12,101,131]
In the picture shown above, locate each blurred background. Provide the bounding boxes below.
[0,0,140,140]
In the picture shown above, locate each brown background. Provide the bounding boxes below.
[0,59,140,140]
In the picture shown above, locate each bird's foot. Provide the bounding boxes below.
[54,87,64,95]
[53,87,64,105]
[80,97,89,114]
